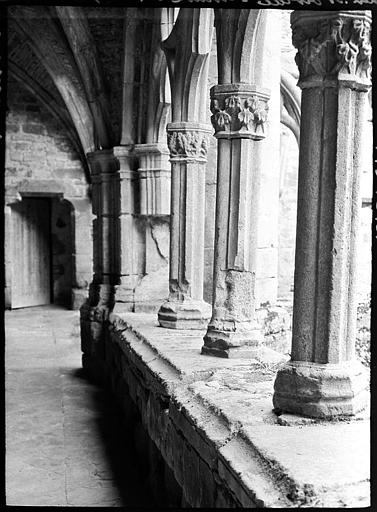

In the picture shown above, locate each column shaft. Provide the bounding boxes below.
[158,122,212,328]
[112,146,139,310]
[273,10,371,418]
[202,84,270,357]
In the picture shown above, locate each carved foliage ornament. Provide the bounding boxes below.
[210,95,269,138]
[167,130,210,161]
[292,16,372,83]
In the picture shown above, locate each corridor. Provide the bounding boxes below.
[5,306,155,507]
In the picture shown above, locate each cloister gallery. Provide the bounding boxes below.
[3,5,372,507]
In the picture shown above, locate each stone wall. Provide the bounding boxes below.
[82,312,369,508]
[5,77,88,200]
[132,216,170,312]
[278,126,299,299]
[5,76,92,308]
[85,315,283,508]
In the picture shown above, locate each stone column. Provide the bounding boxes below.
[80,149,118,369]
[202,85,270,358]
[157,8,214,329]
[87,149,118,289]
[111,145,139,311]
[273,11,371,418]
[68,197,93,310]
[158,122,212,328]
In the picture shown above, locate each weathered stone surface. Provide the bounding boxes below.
[157,10,213,329]
[203,269,263,355]
[157,123,212,329]
[202,10,278,356]
[5,307,158,507]
[202,324,263,357]
[133,269,168,312]
[83,312,370,508]
[6,7,372,508]
[256,304,291,336]
[242,421,370,507]
[158,299,211,330]
[210,84,270,140]
[273,10,372,418]
[5,78,92,310]
[273,360,369,418]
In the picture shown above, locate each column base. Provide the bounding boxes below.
[273,360,369,419]
[158,299,211,329]
[202,321,263,358]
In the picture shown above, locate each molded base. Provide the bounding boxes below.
[202,322,263,357]
[158,299,211,329]
[273,360,369,419]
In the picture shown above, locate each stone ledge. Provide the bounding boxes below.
[91,312,369,508]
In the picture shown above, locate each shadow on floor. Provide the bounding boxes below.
[71,368,158,508]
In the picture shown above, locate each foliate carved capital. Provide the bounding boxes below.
[167,123,212,162]
[210,84,270,140]
[291,11,372,89]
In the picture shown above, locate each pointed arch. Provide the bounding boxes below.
[10,6,95,154]
[161,8,214,123]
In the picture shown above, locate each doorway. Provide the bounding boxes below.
[11,197,52,308]
[10,196,73,309]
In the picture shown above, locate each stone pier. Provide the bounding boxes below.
[157,9,214,329]
[81,149,118,369]
[157,122,212,328]
[273,10,371,418]
[202,10,271,357]
[202,84,270,357]
[111,145,139,311]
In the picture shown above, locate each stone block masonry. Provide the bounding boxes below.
[82,313,369,508]
[5,77,88,201]
[5,76,92,309]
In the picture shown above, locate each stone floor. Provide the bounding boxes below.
[5,305,156,507]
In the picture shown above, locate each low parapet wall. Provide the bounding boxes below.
[82,311,370,508]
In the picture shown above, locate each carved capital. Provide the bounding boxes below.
[210,84,270,140]
[167,122,212,163]
[291,11,372,89]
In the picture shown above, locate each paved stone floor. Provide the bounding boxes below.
[5,305,155,507]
